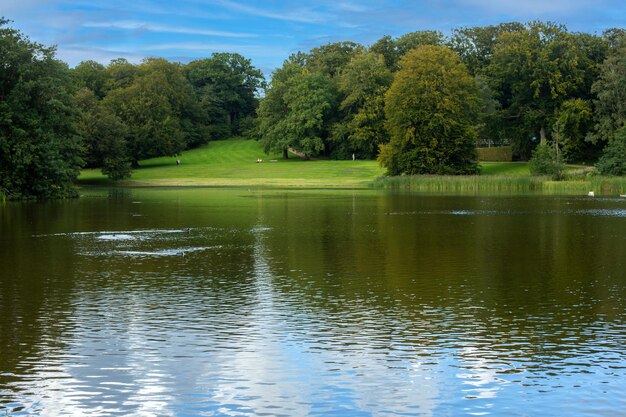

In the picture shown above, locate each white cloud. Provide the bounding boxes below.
[455,0,604,16]
[83,20,257,38]
[56,46,146,67]
[142,42,290,58]
[212,0,328,23]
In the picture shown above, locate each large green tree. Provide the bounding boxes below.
[307,41,364,78]
[75,88,131,180]
[370,31,444,70]
[72,60,109,99]
[185,53,264,138]
[587,32,626,147]
[380,45,480,175]
[103,58,207,164]
[449,23,525,76]
[104,58,137,92]
[0,19,83,199]
[330,51,392,159]
[486,22,600,159]
[257,58,335,159]
[256,57,304,158]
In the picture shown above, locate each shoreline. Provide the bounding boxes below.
[76,174,626,196]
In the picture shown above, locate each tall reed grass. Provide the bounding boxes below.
[373,175,626,196]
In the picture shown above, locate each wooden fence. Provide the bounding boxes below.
[477,146,513,162]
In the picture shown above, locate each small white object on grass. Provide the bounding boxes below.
[588,191,595,197]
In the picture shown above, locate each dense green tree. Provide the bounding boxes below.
[0,19,83,199]
[395,30,445,56]
[370,31,444,70]
[256,56,305,158]
[282,72,335,158]
[331,52,392,159]
[596,127,626,176]
[257,59,334,159]
[553,98,597,162]
[449,23,525,75]
[369,35,397,70]
[307,41,364,78]
[528,143,564,179]
[185,53,265,138]
[74,88,131,180]
[487,22,592,159]
[104,58,137,92]
[103,58,207,164]
[587,35,626,147]
[72,60,109,98]
[380,45,480,175]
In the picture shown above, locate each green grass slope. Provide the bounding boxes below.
[80,139,601,190]
[80,139,385,188]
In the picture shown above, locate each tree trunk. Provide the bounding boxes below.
[282,148,288,159]
[539,125,547,145]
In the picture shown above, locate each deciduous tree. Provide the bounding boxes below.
[381,45,480,175]
[0,19,83,199]
[331,52,392,158]
[185,53,264,138]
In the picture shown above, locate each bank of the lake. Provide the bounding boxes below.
[77,139,626,195]
[374,173,626,195]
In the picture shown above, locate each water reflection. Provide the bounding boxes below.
[1,189,626,416]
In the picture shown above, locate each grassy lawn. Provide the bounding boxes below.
[79,139,386,188]
[80,139,608,192]
[479,162,530,175]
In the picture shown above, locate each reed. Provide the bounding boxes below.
[372,174,626,196]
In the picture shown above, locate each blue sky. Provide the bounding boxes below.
[4,0,626,75]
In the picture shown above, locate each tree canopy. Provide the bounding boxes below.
[5,17,626,200]
[0,19,82,199]
[380,45,480,175]
[185,53,265,138]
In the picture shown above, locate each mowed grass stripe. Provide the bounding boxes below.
[80,139,386,187]
[80,138,568,188]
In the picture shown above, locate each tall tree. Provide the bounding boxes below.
[331,51,392,159]
[449,23,524,75]
[185,53,264,138]
[72,60,109,99]
[104,58,137,92]
[487,22,591,159]
[369,35,397,70]
[395,30,445,56]
[307,41,364,78]
[587,32,626,147]
[380,45,480,175]
[74,88,131,180]
[0,19,83,199]
[370,31,444,71]
[103,58,207,164]
[257,57,334,159]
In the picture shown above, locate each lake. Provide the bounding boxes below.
[1,187,625,416]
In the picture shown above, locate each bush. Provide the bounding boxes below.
[596,128,626,176]
[529,144,564,179]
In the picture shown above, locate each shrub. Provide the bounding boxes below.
[596,128,626,176]
[529,144,564,179]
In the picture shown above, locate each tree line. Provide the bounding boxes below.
[1,18,264,199]
[2,18,626,199]
[258,22,626,176]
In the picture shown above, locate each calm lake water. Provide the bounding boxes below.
[1,187,626,416]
